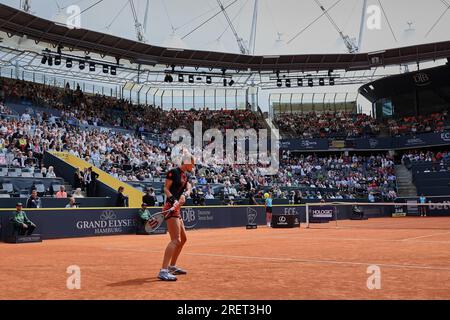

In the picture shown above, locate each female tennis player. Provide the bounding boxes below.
[158,154,194,281]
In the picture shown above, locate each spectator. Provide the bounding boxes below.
[73,168,83,190]
[73,188,84,198]
[55,185,68,198]
[142,187,156,207]
[40,167,47,177]
[47,166,56,178]
[65,197,79,208]
[26,190,41,208]
[116,186,128,207]
[85,167,99,197]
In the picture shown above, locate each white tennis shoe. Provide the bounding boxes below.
[158,269,177,281]
[169,265,187,275]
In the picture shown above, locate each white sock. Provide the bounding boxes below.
[160,268,168,273]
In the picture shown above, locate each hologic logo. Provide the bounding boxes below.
[312,209,334,218]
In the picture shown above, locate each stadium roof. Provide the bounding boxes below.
[1,3,450,73]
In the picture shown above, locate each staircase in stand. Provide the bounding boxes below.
[395,164,417,197]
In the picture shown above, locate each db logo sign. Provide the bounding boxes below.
[278,216,287,223]
[413,73,431,86]
[182,208,197,229]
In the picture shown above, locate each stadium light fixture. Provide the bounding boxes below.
[188,75,194,83]
[178,74,184,82]
[206,76,212,84]
[66,58,72,68]
[164,74,174,83]
[277,78,282,87]
[319,78,325,86]
[89,62,96,72]
[223,78,227,87]
[103,65,109,74]
[41,56,47,64]
[228,79,235,86]
[308,78,313,87]
[329,77,335,86]
[79,60,85,70]
[285,79,291,88]
[297,78,303,87]
[54,55,61,66]
[110,66,117,76]
[48,56,53,66]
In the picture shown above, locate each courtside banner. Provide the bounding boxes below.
[310,206,335,221]
[0,209,141,240]
[173,206,269,230]
[0,206,305,240]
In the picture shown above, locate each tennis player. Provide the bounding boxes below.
[158,154,194,281]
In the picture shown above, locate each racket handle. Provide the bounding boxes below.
[172,201,181,211]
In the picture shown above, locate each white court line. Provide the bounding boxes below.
[322,219,450,230]
[105,247,450,272]
[401,231,450,241]
[267,235,450,244]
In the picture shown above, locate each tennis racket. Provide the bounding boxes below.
[144,209,173,233]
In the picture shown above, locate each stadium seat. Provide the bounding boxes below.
[21,172,33,178]
[34,183,46,196]
[50,184,61,195]
[2,183,14,193]
[7,171,19,177]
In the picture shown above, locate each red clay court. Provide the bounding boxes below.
[1,217,450,300]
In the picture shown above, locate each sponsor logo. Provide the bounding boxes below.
[247,208,258,225]
[301,140,318,149]
[76,210,136,235]
[182,208,197,229]
[413,73,431,86]
[284,207,298,215]
[429,201,450,211]
[441,132,450,142]
[312,209,334,218]
[405,137,425,146]
[369,139,379,148]
[182,208,213,229]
